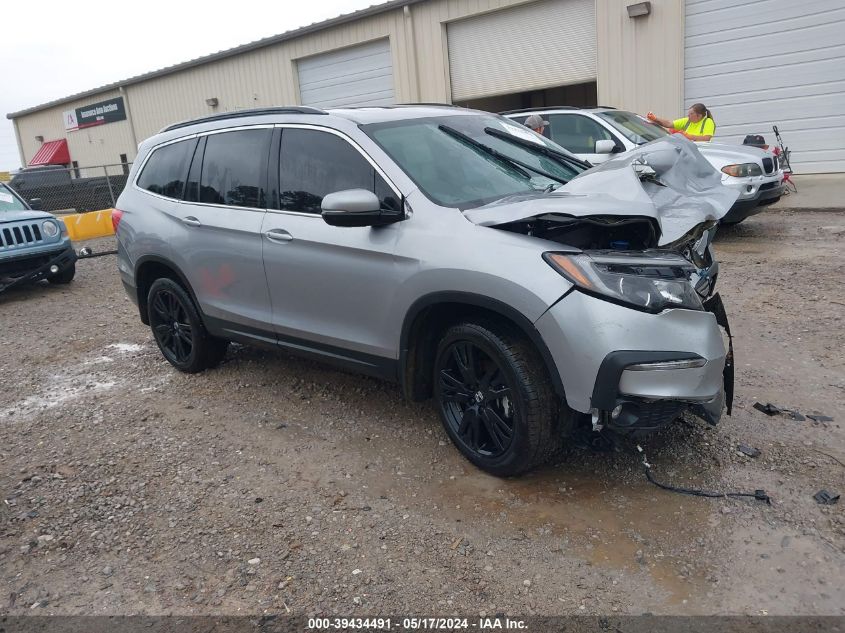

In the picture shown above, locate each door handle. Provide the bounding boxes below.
[265,228,293,243]
[182,216,202,227]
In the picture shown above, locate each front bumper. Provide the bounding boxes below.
[535,290,731,431]
[0,242,77,292]
[722,175,786,223]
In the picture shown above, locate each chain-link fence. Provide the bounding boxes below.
[8,163,132,214]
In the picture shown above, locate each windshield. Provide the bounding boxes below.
[363,114,584,209]
[0,183,29,212]
[598,110,669,145]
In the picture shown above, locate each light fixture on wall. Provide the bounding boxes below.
[35,135,44,142]
[627,1,651,18]
[205,97,219,107]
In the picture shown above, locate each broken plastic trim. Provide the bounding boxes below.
[702,292,734,416]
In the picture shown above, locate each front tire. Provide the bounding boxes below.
[433,320,560,477]
[147,278,228,373]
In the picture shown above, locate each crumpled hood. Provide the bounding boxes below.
[0,209,55,224]
[464,136,740,246]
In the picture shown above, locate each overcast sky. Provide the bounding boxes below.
[0,0,381,171]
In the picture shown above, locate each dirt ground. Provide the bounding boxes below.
[1,209,843,617]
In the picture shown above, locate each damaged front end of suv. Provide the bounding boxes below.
[465,135,737,435]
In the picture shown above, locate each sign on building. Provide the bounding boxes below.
[63,97,126,132]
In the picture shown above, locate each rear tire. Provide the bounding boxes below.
[433,320,562,477]
[47,263,75,284]
[147,278,228,373]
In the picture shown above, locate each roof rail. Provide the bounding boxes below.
[396,102,457,107]
[161,106,327,132]
[498,106,581,115]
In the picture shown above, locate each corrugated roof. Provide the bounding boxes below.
[6,0,421,120]
[29,139,70,166]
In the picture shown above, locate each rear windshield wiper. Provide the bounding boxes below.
[438,125,567,185]
[483,126,592,171]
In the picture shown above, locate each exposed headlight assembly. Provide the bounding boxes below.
[544,251,703,312]
[721,163,762,178]
[41,220,59,237]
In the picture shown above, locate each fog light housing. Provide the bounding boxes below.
[611,404,623,419]
[49,265,60,274]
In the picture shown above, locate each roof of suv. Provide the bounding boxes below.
[161,104,480,134]
[501,106,618,116]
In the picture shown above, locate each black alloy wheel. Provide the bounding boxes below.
[147,277,228,373]
[433,321,561,477]
[438,341,515,458]
[150,286,194,366]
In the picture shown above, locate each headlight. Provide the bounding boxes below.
[544,251,703,312]
[41,220,59,237]
[721,163,762,177]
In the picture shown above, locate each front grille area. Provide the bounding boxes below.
[0,253,53,276]
[608,399,688,434]
[762,157,774,174]
[760,182,778,191]
[0,222,44,250]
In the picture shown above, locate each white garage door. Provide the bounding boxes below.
[685,0,845,173]
[447,0,596,102]
[297,39,394,109]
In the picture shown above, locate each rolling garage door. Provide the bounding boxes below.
[297,39,394,109]
[447,0,596,102]
[685,0,845,173]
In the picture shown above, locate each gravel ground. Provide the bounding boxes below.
[0,209,843,617]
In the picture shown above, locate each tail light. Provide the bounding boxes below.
[111,208,124,233]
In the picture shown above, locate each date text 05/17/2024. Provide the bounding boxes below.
[307,617,528,630]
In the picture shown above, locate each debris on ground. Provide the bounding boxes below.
[752,402,809,421]
[737,444,761,458]
[807,414,834,423]
[813,490,840,506]
[753,402,781,416]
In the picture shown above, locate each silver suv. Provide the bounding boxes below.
[115,105,735,476]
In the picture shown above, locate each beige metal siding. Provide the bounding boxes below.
[127,9,413,143]
[447,0,597,101]
[596,0,684,117]
[12,0,688,168]
[14,90,137,168]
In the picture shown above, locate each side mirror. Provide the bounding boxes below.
[595,140,616,155]
[29,198,43,210]
[321,189,401,227]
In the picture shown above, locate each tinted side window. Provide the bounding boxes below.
[547,114,614,154]
[279,128,398,214]
[200,129,271,208]
[138,139,194,199]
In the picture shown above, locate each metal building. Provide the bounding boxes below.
[7,0,845,174]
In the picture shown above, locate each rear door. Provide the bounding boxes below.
[260,125,403,367]
[165,127,274,337]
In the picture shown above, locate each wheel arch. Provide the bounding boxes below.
[134,255,200,326]
[399,292,565,402]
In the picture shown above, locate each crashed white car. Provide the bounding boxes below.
[505,107,784,224]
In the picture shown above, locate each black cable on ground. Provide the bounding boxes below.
[78,250,117,259]
[637,445,771,505]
